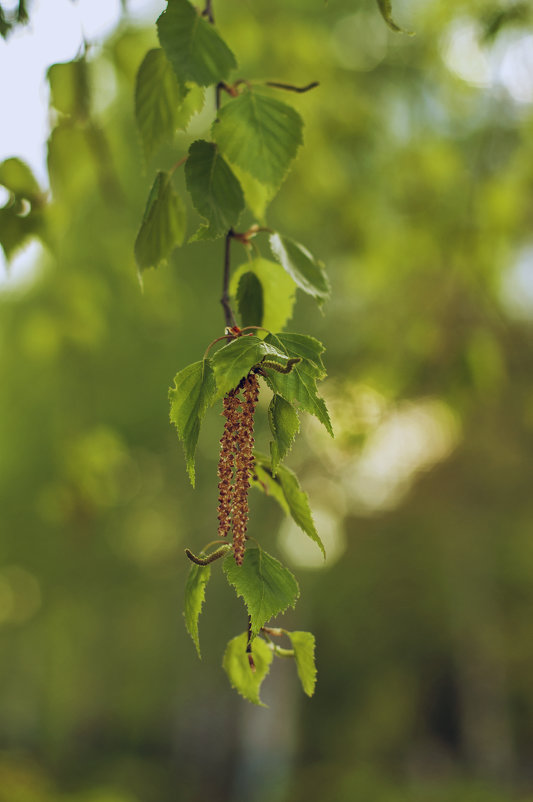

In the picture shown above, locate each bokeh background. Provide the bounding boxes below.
[2,0,533,800]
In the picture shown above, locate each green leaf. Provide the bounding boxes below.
[135,48,186,160]
[266,332,327,379]
[213,89,303,189]
[47,59,90,120]
[231,259,296,333]
[0,158,42,202]
[268,394,300,475]
[184,561,211,658]
[222,632,273,706]
[0,158,44,260]
[376,0,413,34]
[175,83,205,130]
[0,207,40,260]
[230,163,276,221]
[269,233,329,303]
[134,171,186,271]
[237,272,264,328]
[157,0,237,87]
[254,452,325,558]
[286,630,317,697]
[211,335,290,398]
[251,464,290,515]
[169,359,216,486]
[185,140,244,240]
[263,333,333,436]
[223,545,299,636]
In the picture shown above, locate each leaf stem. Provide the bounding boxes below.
[202,0,214,24]
[203,333,234,361]
[246,615,256,671]
[221,230,237,329]
[265,80,319,93]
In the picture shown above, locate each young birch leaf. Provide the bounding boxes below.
[185,140,244,240]
[270,233,330,303]
[231,259,296,333]
[268,394,300,475]
[237,272,264,328]
[262,336,332,436]
[212,89,303,189]
[0,157,42,203]
[251,464,290,515]
[175,83,205,130]
[135,48,185,160]
[211,335,290,398]
[223,546,300,636]
[269,332,326,377]
[254,452,325,558]
[222,633,273,706]
[135,171,186,271]
[286,630,317,697]
[48,59,90,120]
[376,0,413,34]
[184,561,211,658]
[169,359,216,486]
[157,0,237,87]
[0,158,45,261]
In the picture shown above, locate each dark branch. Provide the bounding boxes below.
[265,80,320,93]
[202,0,214,24]
[221,231,237,329]
[246,615,255,671]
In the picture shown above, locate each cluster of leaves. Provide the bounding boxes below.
[131,0,342,702]
[169,329,331,702]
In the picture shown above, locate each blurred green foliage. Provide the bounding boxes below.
[1,1,533,800]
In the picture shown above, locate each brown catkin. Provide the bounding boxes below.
[217,390,240,539]
[215,372,259,565]
[232,373,259,565]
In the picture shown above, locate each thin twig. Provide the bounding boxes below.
[202,0,214,24]
[246,615,255,671]
[221,231,237,328]
[265,80,319,93]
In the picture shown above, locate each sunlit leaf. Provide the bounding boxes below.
[211,335,289,398]
[270,233,329,303]
[222,632,273,706]
[268,394,300,475]
[135,48,186,160]
[213,89,303,189]
[185,140,244,240]
[169,359,216,486]
[184,561,211,658]
[264,333,333,435]
[223,545,300,636]
[286,630,317,697]
[134,171,186,271]
[0,158,42,202]
[231,259,296,333]
[47,59,90,120]
[254,452,325,558]
[157,0,237,87]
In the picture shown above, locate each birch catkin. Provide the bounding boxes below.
[216,373,259,565]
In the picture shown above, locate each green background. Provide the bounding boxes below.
[1,1,533,800]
